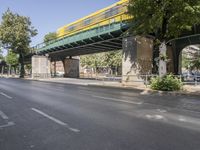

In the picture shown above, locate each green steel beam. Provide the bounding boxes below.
[35,22,126,55]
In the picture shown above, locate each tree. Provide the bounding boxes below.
[44,32,57,45]
[80,50,122,75]
[80,53,103,68]
[191,58,200,71]
[128,0,200,73]
[0,9,37,78]
[128,0,200,41]
[103,51,122,68]
[182,46,200,71]
[0,48,3,60]
[6,50,18,66]
[6,50,19,75]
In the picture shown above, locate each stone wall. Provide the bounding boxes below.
[63,58,80,78]
[122,36,153,85]
[32,55,51,78]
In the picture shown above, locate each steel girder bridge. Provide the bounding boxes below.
[31,21,129,61]
[27,0,130,62]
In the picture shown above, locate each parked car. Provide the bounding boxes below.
[194,72,200,82]
[182,72,200,82]
[182,72,195,81]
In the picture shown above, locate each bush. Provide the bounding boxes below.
[150,74,182,91]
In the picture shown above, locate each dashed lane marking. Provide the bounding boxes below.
[0,121,15,129]
[0,92,13,99]
[31,108,80,133]
[0,110,9,120]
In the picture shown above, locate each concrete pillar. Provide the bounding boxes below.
[63,57,80,78]
[32,55,51,79]
[122,36,153,86]
[53,61,56,77]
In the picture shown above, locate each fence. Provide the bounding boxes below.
[81,73,200,86]
[122,74,200,86]
[32,73,51,79]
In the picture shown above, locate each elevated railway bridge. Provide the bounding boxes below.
[27,0,200,84]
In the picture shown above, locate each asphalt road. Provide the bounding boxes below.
[0,78,200,150]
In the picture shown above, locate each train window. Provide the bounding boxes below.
[105,7,119,18]
[68,26,75,31]
[105,10,112,18]
[112,7,119,15]
[84,18,92,26]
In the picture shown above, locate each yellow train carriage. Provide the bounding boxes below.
[57,0,130,39]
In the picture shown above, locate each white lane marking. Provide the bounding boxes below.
[146,114,165,120]
[0,110,9,120]
[0,121,15,129]
[92,95,143,105]
[156,109,167,113]
[78,92,91,96]
[31,108,80,133]
[179,117,187,122]
[0,92,13,99]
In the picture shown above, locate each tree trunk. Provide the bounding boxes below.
[152,42,160,74]
[19,52,25,78]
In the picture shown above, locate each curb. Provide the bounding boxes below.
[87,83,144,92]
[88,84,200,97]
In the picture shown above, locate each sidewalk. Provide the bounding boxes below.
[28,77,200,96]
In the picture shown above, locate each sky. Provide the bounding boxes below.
[0,0,117,47]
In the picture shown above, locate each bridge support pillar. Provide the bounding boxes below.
[122,36,153,86]
[31,55,51,79]
[62,57,80,78]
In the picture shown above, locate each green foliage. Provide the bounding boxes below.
[0,9,37,77]
[6,50,18,66]
[102,51,122,67]
[128,0,200,41]
[190,57,200,70]
[182,54,190,69]
[182,47,200,71]
[44,32,57,44]
[80,50,122,68]
[150,74,182,91]
[0,48,4,60]
[80,54,101,68]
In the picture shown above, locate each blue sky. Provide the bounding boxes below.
[0,0,117,47]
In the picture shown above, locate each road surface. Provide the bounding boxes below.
[0,78,200,150]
